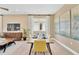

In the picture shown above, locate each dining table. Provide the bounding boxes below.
[27,39,54,55]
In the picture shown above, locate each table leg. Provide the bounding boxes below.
[46,43,52,55]
[34,52,37,55]
[13,41,16,44]
[29,43,33,55]
[3,44,6,53]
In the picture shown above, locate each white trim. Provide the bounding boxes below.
[53,39,79,55]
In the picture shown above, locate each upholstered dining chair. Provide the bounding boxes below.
[33,40,47,55]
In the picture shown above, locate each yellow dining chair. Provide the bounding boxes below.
[33,40,47,55]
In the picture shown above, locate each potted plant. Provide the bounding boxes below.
[22,28,27,41]
[22,28,31,41]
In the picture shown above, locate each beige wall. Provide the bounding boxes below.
[0,16,2,33]
[55,4,78,16]
[50,15,55,37]
[54,4,79,54]
[3,15,28,32]
[2,15,53,34]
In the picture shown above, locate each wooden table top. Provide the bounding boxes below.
[27,38,54,44]
[0,38,14,45]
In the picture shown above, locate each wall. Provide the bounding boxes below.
[2,15,54,35]
[54,4,79,54]
[0,16,2,33]
[55,4,78,16]
[3,15,28,32]
[50,15,55,37]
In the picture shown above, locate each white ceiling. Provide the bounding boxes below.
[0,4,64,15]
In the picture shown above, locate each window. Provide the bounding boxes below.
[7,23,20,31]
[55,17,60,34]
[29,16,50,39]
[71,5,79,40]
[31,16,49,32]
[59,11,70,37]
